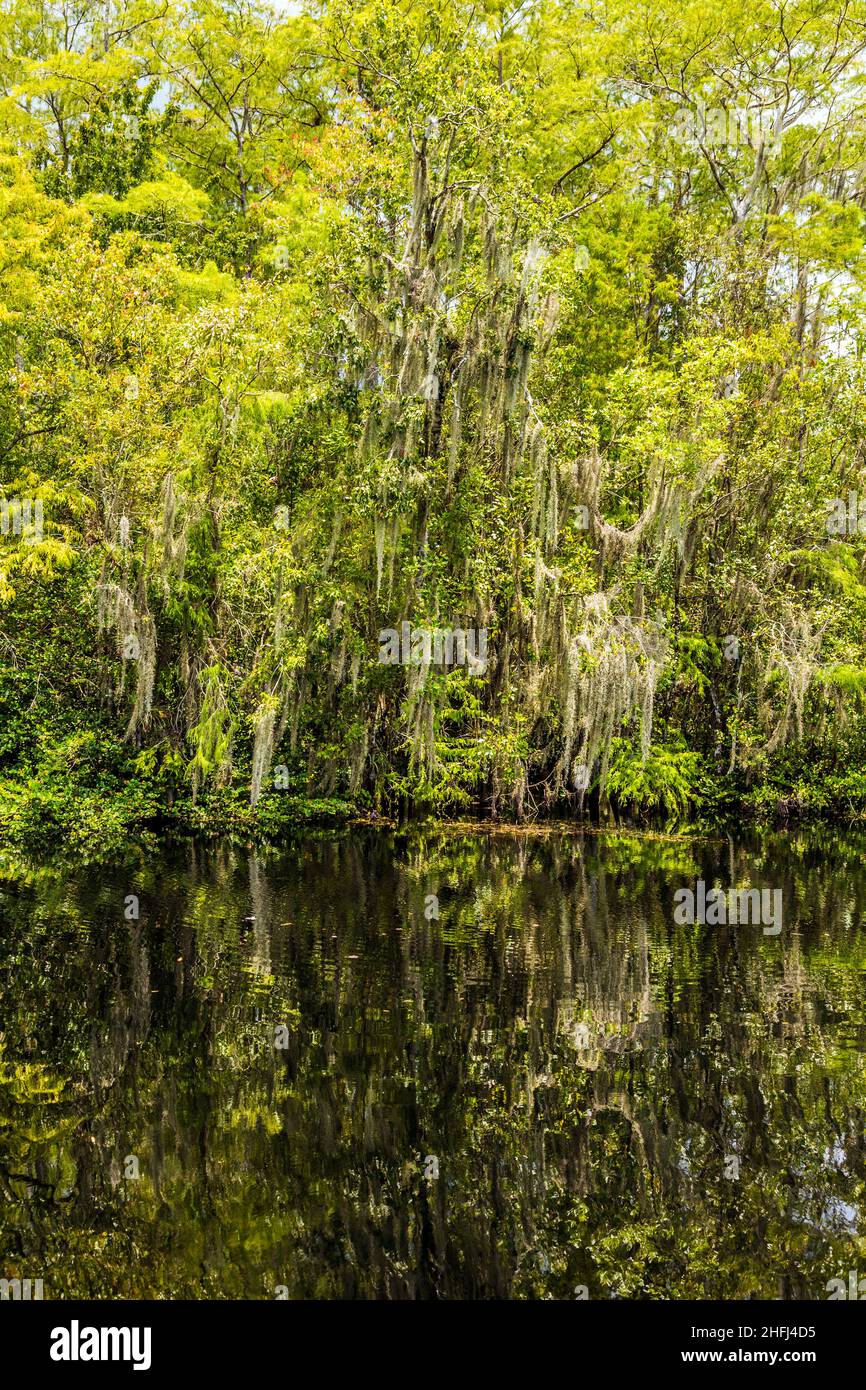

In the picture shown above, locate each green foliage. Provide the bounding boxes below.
[39,81,160,200]
[2,0,866,853]
[605,739,708,823]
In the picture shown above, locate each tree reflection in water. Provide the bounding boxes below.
[1,828,864,1299]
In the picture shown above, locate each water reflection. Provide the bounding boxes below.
[1,827,865,1299]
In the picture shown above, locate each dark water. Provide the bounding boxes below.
[1,827,865,1300]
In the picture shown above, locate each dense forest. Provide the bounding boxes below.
[3,0,866,858]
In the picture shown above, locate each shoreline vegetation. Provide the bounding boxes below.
[4,1,866,864]
[2,771,865,865]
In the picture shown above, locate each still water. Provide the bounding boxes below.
[1,827,865,1299]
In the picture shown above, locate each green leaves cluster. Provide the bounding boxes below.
[3,0,866,850]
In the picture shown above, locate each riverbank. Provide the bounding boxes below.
[3,753,866,864]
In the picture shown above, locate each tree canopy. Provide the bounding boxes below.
[3,0,866,854]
